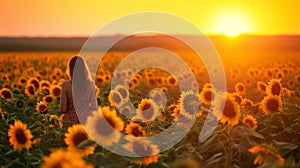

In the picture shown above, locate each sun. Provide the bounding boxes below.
[213,12,249,36]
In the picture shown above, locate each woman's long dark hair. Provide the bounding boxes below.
[67,56,92,99]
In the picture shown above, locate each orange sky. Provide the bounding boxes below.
[0,0,299,37]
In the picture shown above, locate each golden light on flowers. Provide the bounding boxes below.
[40,80,51,88]
[178,90,200,120]
[114,85,129,102]
[199,87,215,106]
[125,121,146,137]
[85,106,124,147]
[123,138,159,166]
[50,85,61,97]
[234,82,246,94]
[248,145,285,166]
[108,90,124,107]
[41,149,93,168]
[36,101,48,114]
[8,120,33,151]
[260,95,283,115]
[243,115,257,130]
[136,99,159,122]
[257,81,267,93]
[64,124,95,157]
[0,88,13,101]
[212,93,241,127]
[18,77,27,85]
[230,92,243,105]
[266,79,282,96]
[295,75,300,85]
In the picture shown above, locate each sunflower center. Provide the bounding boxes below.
[182,95,199,114]
[266,99,279,111]
[28,86,35,95]
[244,119,254,128]
[233,95,242,104]
[141,104,154,120]
[72,132,88,147]
[132,141,153,156]
[131,126,144,137]
[169,77,176,85]
[3,90,12,99]
[45,96,53,103]
[118,88,128,99]
[260,84,266,91]
[223,99,236,118]
[39,105,48,113]
[53,88,61,96]
[204,91,212,102]
[31,80,39,89]
[96,117,115,136]
[16,129,27,144]
[271,83,281,95]
[52,163,62,168]
[238,85,244,92]
[112,93,122,104]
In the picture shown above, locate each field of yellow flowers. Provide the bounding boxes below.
[0,51,300,168]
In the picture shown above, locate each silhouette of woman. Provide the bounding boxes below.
[60,56,98,128]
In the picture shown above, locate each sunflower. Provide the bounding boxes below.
[85,106,124,147]
[243,115,257,130]
[178,90,200,120]
[286,80,295,89]
[114,85,129,102]
[27,77,40,90]
[295,75,300,85]
[260,95,283,115]
[0,88,13,101]
[50,114,64,129]
[275,71,284,79]
[149,89,166,106]
[18,77,27,86]
[108,90,124,107]
[8,120,33,151]
[248,145,285,166]
[123,138,159,166]
[50,85,61,97]
[41,149,93,168]
[40,80,51,88]
[36,101,48,114]
[212,92,241,127]
[171,105,180,121]
[125,122,146,137]
[230,92,243,105]
[43,95,54,104]
[264,68,273,79]
[167,75,177,86]
[203,82,213,89]
[95,85,100,97]
[136,99,159,122]
[199,87,215,106]
[25,84,36,98]
[266,79,282,96]
[160,87,168,93]
[241,98,254,107]
[64,124,95,157]
[234,82,246,94]
[257,81,267,93]
[40,86,50,96]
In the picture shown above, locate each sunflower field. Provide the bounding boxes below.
[0,51,300,168]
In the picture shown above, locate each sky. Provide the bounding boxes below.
[0,0,299,37]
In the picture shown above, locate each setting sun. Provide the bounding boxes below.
[213,12,250,36]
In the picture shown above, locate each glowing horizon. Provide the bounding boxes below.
[1,1,299,37]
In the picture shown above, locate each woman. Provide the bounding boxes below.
[60,56,98,128]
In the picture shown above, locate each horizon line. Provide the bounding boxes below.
[1,33,300,38]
